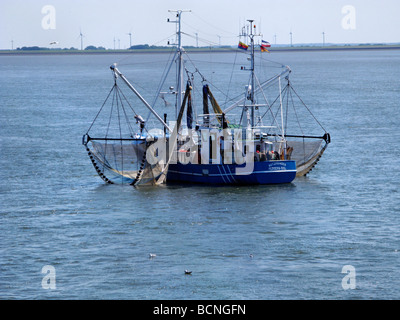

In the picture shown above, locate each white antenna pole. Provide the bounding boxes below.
[279,76,285,139]
[248,20,255,127]
[177,11,183,117]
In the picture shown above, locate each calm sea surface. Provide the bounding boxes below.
[1,49,400,300]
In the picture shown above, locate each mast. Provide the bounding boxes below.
[240,20,288,142]
[239,20,257,128]
[168,10,191,118]
[248,20,256,127]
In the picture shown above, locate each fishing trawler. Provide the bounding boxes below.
[82,11,330,185]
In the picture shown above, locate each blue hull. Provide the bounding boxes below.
[167,161,296,185]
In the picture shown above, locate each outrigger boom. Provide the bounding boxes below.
[110,64,172,133]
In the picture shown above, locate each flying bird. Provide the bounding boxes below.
[49,41,59,45]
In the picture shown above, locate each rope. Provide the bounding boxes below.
[144,48,178,125]
[224,50,239,107]
[257,83,289,129]
[114,83,151,135]
[86,84,116,134]
[115,86,124,184]
[288,85,304,136]
[289,82,328,133]
[115,86,136,137]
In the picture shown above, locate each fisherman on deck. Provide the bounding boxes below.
[134,115,145,134]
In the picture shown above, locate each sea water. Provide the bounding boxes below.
[1,49,400,299]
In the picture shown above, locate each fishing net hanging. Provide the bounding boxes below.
[82,81,167,185]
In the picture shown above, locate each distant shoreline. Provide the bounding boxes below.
[1,44,400,55]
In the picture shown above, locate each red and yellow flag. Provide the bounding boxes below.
[238,41,249,50]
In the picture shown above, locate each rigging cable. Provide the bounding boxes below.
[289,82,328,133]
[224,50,239,107]
[145,46,178,125]
[256,82,289,131]
[85,83,116,135]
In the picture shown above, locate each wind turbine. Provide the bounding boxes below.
[127,32,132,48]
[322,31,326,47]
[78,29,84,50]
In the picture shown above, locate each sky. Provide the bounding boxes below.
[1,0,399,50]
